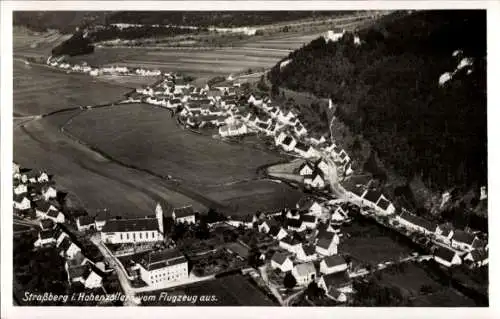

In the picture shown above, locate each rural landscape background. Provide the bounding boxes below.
[11,10,487,308]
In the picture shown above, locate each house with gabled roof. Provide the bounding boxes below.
[270,252,293,272]
[13,194,31,210]
[281,135,297,152]
[433,246,462,267]
[294,122,308,137]
[41,185,57,201]
[34,229,57,248]
[294,142,318,159]
[258,219,279,234]
[317,271,352,300]
[300,215,318,229]
[296,196,323,217]
[313,158,329,175]
[330,206,349,225]
[395,210,437,235]
[464,249,488,268]
[435,223,455,244]
[320,255,348,275]
[286,218,305,232]
[268,225,288,241]
[39,218,55,230]
[58,236,82,260]
[138,249,189,287]
[76,216,95,232]
[451,230,479,252]
[359,189,395,215]
[286,208,301,220]
[46,209,65,224]
[172,206,196,224]
[292,262,316,286]
[279,236,303,255]
[13,182,28,195]
[316,233,339,256]
[298,162,314,176]
[296,244,317,262]
[67,264,103,289]
[304,172,326,189]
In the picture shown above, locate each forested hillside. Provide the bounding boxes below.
[269,10,486,195]
[105,11,354,28]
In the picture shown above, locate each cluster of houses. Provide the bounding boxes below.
[34,221,106,290]
[131,74,356,186]
[13,163,64,222]
[227,196,353,302]
[46,56,163,77]
[342,176,488,269]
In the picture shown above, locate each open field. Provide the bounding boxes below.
[14,117,207,216]
[65,103,302,215]
[13,61,130,116]
[13,26,72,57]
[66,104,282,185]
[141,274,277,306]
[340,219,413,266]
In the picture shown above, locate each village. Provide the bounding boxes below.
[13,48,489,306]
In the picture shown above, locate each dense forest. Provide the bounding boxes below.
[88,25,201,42]
[51,32,94,56]
[268,10,487,194]
[13,11,109,33]
[13,11,355,32]
[105,11,354,28]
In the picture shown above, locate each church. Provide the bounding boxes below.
[100,203,165,244]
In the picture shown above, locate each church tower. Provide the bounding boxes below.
[155,203,164,235]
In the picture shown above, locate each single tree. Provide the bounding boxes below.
[283,272,297,289]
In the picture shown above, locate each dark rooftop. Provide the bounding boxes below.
[101,218,159,233]
[173,206,195,218]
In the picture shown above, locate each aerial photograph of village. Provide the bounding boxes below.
[11,9,487,307]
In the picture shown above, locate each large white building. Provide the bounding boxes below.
[138,249,189,287]
[100,206,164,244]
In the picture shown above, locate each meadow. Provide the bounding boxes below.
[13,61,130,116]
[65,103,303,215]
[141,274,277,306]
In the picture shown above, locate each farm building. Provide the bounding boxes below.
[433,246,462,268]
[39,219,55,230]
[320,255,348,275]
[137,249,189,288]
[270,252,293,272]
[292,262,316,286]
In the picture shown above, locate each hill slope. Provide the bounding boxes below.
[269,10,487,196]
